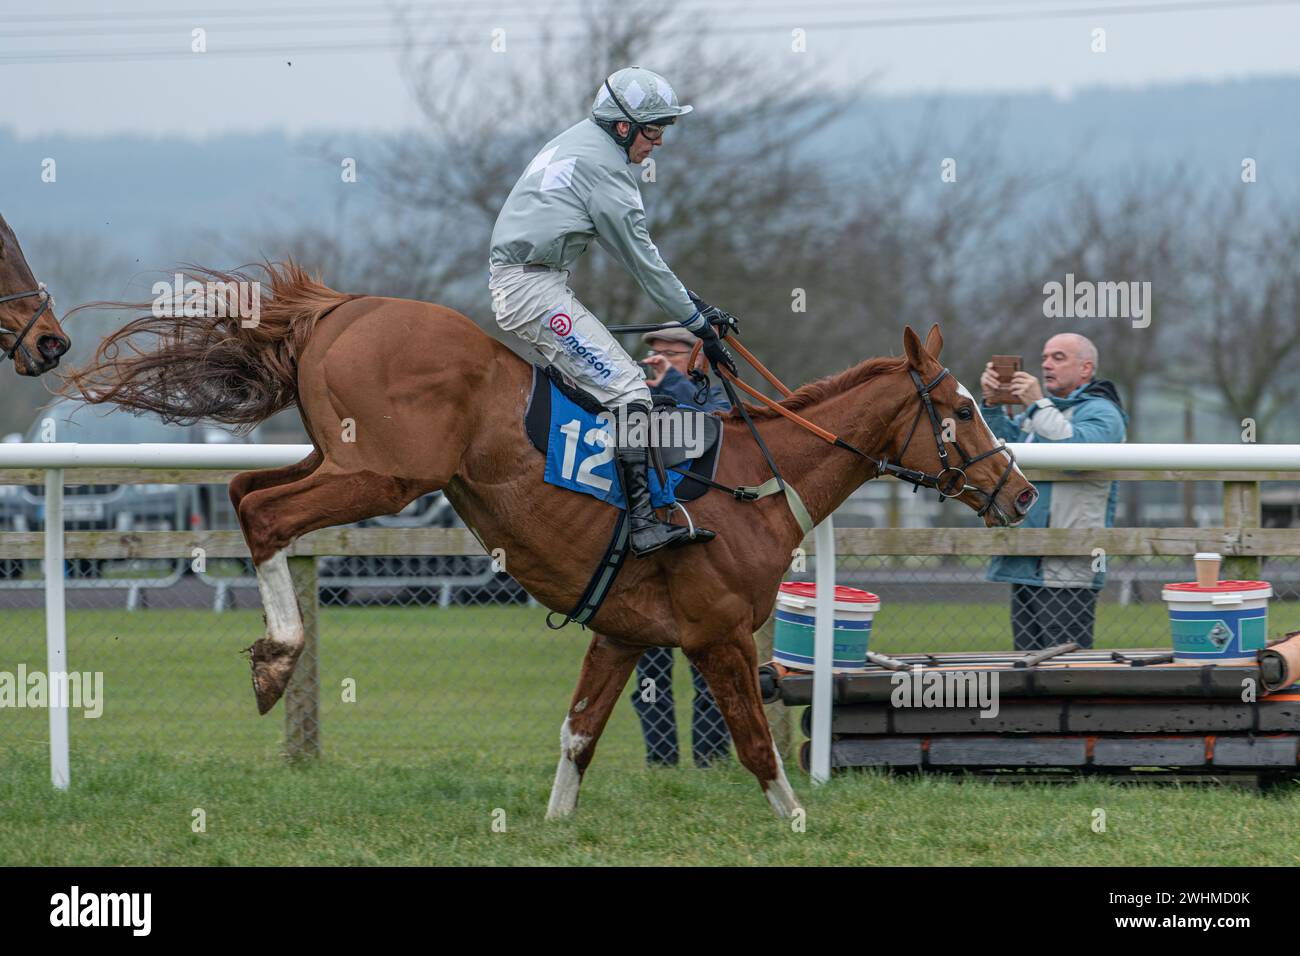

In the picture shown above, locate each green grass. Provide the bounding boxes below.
[3,750,1298,866]
[4,600,1300,865]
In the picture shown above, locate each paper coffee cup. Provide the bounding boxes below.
[1194,552,1222,588]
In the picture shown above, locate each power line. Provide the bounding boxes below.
[0,0,1173,39]
[0,0,1247,25]
[1,0,1295,65]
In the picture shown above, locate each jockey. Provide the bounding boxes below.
[489,66,737,556]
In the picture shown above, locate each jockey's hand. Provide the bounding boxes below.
[688,291,740,338]
[701,332,738,378]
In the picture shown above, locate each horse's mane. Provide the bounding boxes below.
[730,354,909,420]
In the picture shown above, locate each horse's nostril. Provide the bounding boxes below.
[1015,488,1037,514]
[39,335,69,359]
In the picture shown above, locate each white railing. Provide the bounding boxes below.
[5,442,1300,790]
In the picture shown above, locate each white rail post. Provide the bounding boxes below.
[810,515,836,785]
[44,467,70,790]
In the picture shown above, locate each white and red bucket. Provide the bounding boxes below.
[772,582,880,673]
[1161,580,1272,663]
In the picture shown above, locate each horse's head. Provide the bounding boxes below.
[0,213,70,376]
[883,324,1037,528]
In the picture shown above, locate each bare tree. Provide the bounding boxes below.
[1191,192,1300,437]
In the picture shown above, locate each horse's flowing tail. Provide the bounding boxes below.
[59,261,355,430]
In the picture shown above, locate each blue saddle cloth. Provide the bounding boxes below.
[541,382,685,509]
[525,365,724,508]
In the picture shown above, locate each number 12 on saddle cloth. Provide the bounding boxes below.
[542,382,685,509]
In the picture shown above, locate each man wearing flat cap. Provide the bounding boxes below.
[639,325,730,414]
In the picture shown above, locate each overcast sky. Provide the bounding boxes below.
[4,0,1299,137]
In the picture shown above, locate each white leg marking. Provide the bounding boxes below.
[545,716,591,821]
[764,742,803,819]
[255,549,303,648]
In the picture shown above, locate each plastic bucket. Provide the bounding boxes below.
[1160,580,1271,663]
[773,582,880,673]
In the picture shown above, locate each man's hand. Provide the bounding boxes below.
[642,353,671,387]
[979,361,1000,404]
[1009,370,1044,404]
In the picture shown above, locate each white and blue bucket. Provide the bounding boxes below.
[1161,580,1271,663]
[773,582,880,673]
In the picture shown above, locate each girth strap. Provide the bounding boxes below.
[545,511,631,630]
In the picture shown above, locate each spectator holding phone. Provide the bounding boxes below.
[979,333,1128,650]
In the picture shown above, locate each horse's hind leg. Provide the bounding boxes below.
[546,633,643,820]
[685,632,803,818]
[238,465,430,714]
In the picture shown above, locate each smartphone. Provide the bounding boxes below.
[990,355,1022,405]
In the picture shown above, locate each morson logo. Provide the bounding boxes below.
[558,333,613,381]
[548,312,573,336]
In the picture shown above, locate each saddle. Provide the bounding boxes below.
[524,364,723,502]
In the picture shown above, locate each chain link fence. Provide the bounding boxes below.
[3,477,1297,774]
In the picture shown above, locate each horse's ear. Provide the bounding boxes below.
[924,323,943,359]
[903,326,929,370]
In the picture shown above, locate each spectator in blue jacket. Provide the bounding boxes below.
[979,333,1128,650]
[629,326,731,766]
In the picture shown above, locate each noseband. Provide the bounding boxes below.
[0,283,53,364]
[873,368,1019,519]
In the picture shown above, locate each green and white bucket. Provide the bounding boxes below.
[773,582,880,673]
[1161,580,1272,663]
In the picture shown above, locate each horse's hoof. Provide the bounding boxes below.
[247,638,303,715]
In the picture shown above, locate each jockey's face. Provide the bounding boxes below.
[616,121,662,164]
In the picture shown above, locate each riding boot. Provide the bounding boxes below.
[613,443,715,556]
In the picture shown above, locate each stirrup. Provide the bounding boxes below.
[628,505,715,557]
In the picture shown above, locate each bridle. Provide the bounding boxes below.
[872,367,1019,520]
[0,282,53,364]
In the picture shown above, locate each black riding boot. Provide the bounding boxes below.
[614,443,715,557]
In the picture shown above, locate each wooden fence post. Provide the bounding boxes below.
[285,555,321,759]
[1222,480,1262,582]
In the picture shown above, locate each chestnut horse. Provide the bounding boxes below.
[63,263,1037,819]
[0,213,70,376]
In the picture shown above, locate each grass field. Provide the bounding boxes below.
[4,600,1300,865]
[4,751,1300,866]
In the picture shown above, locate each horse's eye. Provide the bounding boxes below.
[957,406,973,421]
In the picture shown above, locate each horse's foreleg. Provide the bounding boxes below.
[686,634,803,819]
[229,448,322,512]
[238,466,428,714]
[546,633,643,820]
